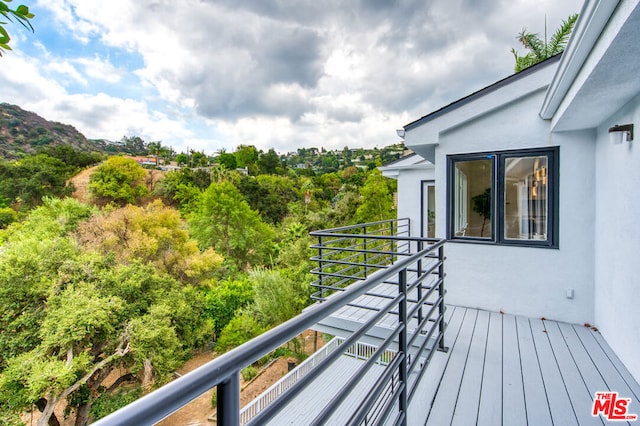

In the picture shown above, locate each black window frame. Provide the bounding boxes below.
[446,147,559,248]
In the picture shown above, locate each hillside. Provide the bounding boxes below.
[0,103,109,159]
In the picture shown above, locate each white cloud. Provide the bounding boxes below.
[74,56,124,84]
[47,59,88,86]
[5,0,582,154]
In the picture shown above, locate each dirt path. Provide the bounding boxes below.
[68,165,165,205]
[156,356,295,426]
[158,331,323,425]
[69,165,98,204]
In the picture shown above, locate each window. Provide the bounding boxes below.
[447,147,558,248]
[421,181,436,238]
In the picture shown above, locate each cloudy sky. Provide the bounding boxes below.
[0,0,581,155]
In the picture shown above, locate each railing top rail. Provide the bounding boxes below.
[310,233,439,243]
[95,238,445,426]
[309,218,410,235]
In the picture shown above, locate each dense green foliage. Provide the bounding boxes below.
[0,150,98,212]
[76,200,223,283]
[189,181,275,270]
[511,14,578,72]
[355,169,395,223]
[0,135,401,424]
[0,198,221,426]
[89,156,149,205]
[204,278,254,338]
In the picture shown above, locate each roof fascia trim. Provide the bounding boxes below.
[539,0,621,119]
[404,55,562,132]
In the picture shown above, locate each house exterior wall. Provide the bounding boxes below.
[395,166,434,238]
[428,90,596,324]
[594,93,640,381]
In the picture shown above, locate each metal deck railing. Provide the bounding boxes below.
[310,218,413,301]
[93,220,445,426]
[238,337,397,425]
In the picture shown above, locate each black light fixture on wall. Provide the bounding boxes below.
[608,123,634,144]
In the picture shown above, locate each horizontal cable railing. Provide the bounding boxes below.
[93,221,445,426]
[309,218,440,302]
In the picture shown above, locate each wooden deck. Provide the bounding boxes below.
[264,306,640,425]
[410,306,640,425]
[263,355,387,425]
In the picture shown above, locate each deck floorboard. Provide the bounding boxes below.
[259,306,639,425]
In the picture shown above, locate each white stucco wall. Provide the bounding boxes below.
[407,90,597,324]
[593,94,640,381]
[395,166,434,238]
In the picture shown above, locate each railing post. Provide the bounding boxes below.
[398,268,408,426]
[363,225,368,278]
[437,245,448,352]
[417,240,423,325]
[217,372,240,425]
[318,235,324,300]
[390,220,395,263]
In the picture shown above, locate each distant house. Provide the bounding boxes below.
[385,0,640,383]
[126,155,157,166]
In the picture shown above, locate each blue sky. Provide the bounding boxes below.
[0,0,581,155]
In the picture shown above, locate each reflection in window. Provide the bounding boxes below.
[448,147,558,248]
[427,184,436,238]
[453,158,492,238]
[422,182,436,238]
[504,156,548,240]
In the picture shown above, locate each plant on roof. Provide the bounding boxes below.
[511,13,579,73]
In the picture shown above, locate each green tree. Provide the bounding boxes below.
[88,156,148,205]
[189,181,275,270]
[234,145,259,168]
[0,1,34,56]
[37,145,102,170]
[190,150,209,167]
[204,278,254,338]
[0,206,17,228]
[0,200,215,425]
[313,172,341,201]
[215,313,264,353]
[251,267,312,326]
[175,153,188,166]
[217,151,237,170]
[120,136,146,155]
[0,154,75,210]
[75,200,223,284]
[355,169,394,223]
[257,148,283,175]
[154,168,211,213]
[511,13,579,72]
[146,141,163,164]
[235,174,298,224]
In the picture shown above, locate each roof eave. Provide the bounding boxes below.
[539,0,621,120]
[403,55,562,132]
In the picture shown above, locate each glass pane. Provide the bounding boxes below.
[453,158,492,238]
[427,184,435,238]
[504,156,548,241]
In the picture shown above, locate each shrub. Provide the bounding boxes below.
[88,157,148,205]
[215,313,264,353]
[241,365,258,382]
